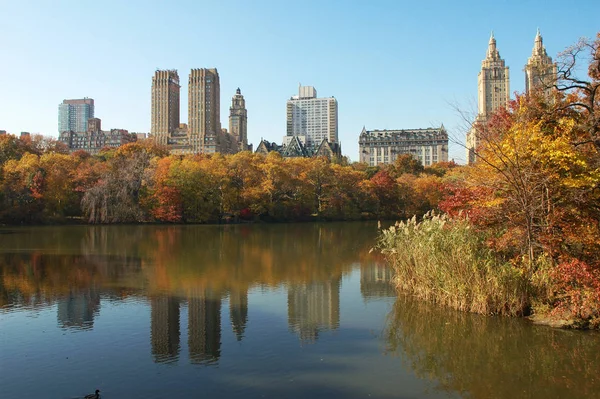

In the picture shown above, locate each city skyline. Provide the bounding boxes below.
[1,1,598,162]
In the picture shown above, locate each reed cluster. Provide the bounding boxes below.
[375,213,530,315]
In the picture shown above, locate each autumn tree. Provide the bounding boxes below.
[554,32,600,151]
[386,154,424,178]
[82,143,157,223]
[0,153,44,222]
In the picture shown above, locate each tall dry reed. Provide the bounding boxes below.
[374,213,530,315]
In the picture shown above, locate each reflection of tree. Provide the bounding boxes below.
[188,288,222,365]
[360,262,396,300]
[150,296,180,363]
[1,223,380,306]
[140,222,378,296]
[0,251,143,310]
[384,297,600,399]
[287,277,341,343]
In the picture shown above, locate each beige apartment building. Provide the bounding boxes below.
[151,70,181,145]
[358,126,448,167]
[466,33,510,164]
[525,29,557,97]
[150,68,242,154]
[466,30,557,164]
[188,68,221,153]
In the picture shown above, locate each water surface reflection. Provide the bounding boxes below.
[1,223,599,399]
[385,296,600,399]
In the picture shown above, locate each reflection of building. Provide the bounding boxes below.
[188,290,221,364]
[57,289,101,330]
[229,288,248,341]
[150,296,180,363]
[287,278,340,343]
[358,126,448,166]
[360,263,396,300]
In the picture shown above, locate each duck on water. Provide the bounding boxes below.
[84,390,100,399]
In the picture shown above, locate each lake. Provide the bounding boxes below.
[0,223,599,398]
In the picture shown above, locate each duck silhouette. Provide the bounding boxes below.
[84,390,100,399]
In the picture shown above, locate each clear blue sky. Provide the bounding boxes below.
[1,0,598,163]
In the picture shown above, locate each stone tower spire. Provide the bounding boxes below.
[486,31,500,60]
[467,32,511,164]
[478,32,510,118]
[525,29,557,95]
[229,88,248,151]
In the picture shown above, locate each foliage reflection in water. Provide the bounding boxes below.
[385,296,600,399]
[1,223,599,398]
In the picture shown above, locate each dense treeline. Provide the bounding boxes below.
[0,134,456,224]
[376,33,600,328]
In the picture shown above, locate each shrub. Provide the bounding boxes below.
[549,259,600,328]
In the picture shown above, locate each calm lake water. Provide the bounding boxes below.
[0,223,599,399]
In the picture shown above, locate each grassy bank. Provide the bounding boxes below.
[374,213,600,327]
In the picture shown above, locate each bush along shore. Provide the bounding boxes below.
[374,213,600,328]
[375,32,600,329]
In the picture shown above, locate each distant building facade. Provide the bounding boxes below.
[466,30,556,164]
[149,68,245,155]
[58,117,137,154]
[286,85,338,146]
[525,29,557,97]
[358,126,448,166]
[58,98,95,133]
[188,68,220,153]
[477,33,510,119]
[255,136,341,159]
[151,70,181,146]
[229,88,249,151]
[465,32,511,164]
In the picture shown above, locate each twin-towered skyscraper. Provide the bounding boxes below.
[151,68,248,154]
[466,30,557,163]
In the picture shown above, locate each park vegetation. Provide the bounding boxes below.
[376,33,600,328]
[0,134,455,225]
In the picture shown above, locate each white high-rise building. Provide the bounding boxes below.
[285,85,338,146]
[466,32,510,164]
